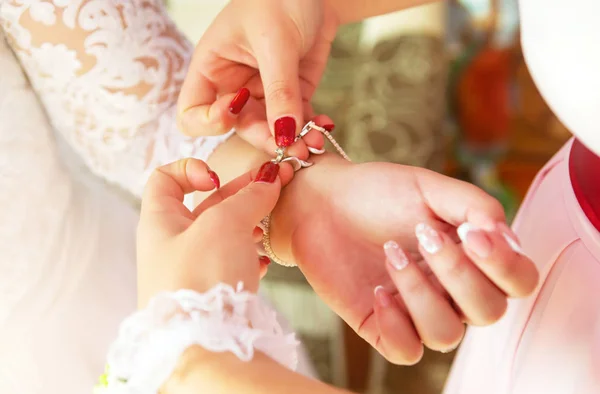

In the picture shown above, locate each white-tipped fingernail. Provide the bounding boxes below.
[415,223,443,254]
[374,285,392,307]
[308,146,326,155]
[503,232,524,254]
[441,343,459,354]
[457,222,477,243]
[384,240,409,271]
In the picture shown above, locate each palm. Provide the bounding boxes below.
[287,162,452,347]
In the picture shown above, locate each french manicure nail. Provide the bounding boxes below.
[259,256,271,265]
[374,286,392,307]
[415,223,443,254]
[274,116,296,147]
[441,344,459,354]
[457,223,492,259]
[208,170,220,189]
[502,232,524,254]
[496,222,524,254]
[229,88,250,115]
[384,240,409,271]
[323,124,335,132]
[308,146,326,155]
[254,161,279,183]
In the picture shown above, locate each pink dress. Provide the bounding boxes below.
[444,138,600,394]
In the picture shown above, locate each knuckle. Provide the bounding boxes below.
[177,110,198,136]
[400,275,430,298]
[197,206,235,229]
[265,80,297,104]
[428,325,465,353]
[441,254,471,281]
[474,297,508,326]
[177,107,228,136]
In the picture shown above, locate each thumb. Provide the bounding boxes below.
[200,161,282,231]
[249,29,303,148]
[140,158,220,232]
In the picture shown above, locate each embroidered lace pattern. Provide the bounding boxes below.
[0,0,232,197]
[96,283,299,394]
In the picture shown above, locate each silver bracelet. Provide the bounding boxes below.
[262,121,352,267]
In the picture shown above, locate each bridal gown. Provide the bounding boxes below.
[0,1,312,393]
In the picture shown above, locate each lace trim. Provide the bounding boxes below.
[0,0,233,198]
[96,283,299,394]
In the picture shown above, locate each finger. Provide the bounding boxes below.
[383,241,465,352]
[179,88,260,137]
[141,159,219,224]
[457,223,539,297]
[248,29,303,147]
[196,161,282,231]
[415,223,508,326]
[177,34,256,136]
[252,226,264,243]
[276,114,332,158]
[259,256,271,279]
[192,161,293,217]
[416,169,506,232]
[373,286,424,365]
[304,114,334,151]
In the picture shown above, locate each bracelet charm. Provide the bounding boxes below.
[262,121,351,267]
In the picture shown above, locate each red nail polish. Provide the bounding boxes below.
[229,88,250,115]
[274,116,296,147]
[254,161,279,183]
[208,170,220,189]
[259,256,271,265]
[323,124,335,132]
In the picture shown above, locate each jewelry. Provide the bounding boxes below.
[262,121,352,267]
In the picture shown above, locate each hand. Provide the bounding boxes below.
[136,158,284,306]
[176,0,339,157]
[271,155,539,364]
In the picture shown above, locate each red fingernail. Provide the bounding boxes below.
[259,256,271,265]
[254,161,279,183]
[274,116,296,147]
[229,88,250,115]
[323,124,335,132]
[374,286,392,307]
[208,170,220,189]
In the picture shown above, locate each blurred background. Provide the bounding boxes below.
[167,1,571,393]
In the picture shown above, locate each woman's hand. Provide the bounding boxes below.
[176,0,339,157]
[270,155,539,364]
[136,158,284,306]
[135,158,355,394]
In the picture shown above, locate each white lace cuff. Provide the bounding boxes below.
[95,283,299,394]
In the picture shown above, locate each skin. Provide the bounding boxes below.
[140,0,598,391]
[180,0,540,364]
[138,158,352,394]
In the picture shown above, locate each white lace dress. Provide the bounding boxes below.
[0,1,311,393]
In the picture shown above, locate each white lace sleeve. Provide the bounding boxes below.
[97,283,299,394]
[0,0,232,197]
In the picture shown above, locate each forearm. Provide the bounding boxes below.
[164,346,351,394]
[327,0,438,24]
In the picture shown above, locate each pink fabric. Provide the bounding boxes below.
[444,138,600,394]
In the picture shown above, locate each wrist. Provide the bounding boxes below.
[269,152,350,264]
[325,0,433,25]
